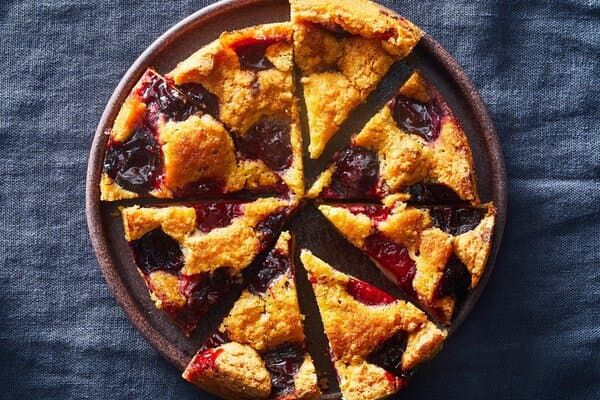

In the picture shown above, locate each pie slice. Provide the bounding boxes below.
[317,198,496,324]
[120,197,296,335]
[290,0,423,158]
[308,71,479,203]
[169,22,304,197]
[299,250,446,400]
[183,232,320,400]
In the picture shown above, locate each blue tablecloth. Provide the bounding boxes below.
[1,1,598,398]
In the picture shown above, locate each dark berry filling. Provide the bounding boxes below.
[139,73,198,122]
[389,95,441,142]
[194,202,243,233]
[367,331,411,378]
[178,82,220,119]
[103,125,162,194]
[436,255,471,301]
[429,206,486,235]
[248,249,290,295]
[346,278,395,306]
[235,118,292,171]
[363,234,416,296]
[323,147,379,198]
[199,331,230,353]
[262,343,305,398]
[344,204,390,222]
[175,178,225,197]
[130,229,183,274]
[175,268,240,333]
[255,210,288,246]
[406,183,463,204]
[232,37,285,71]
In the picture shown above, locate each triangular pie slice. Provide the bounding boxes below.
[168,22,304,197]
[308,71,479,203]
[120,197,297,335]
[183,232,320,400]
[299,250,446,400]
[317,198,496,324]
[101,24,304,201]
[290,0,423,158]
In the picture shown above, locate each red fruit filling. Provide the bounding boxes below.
[187,348,224,378]
[248,249,290,295]
[346,278,395,306]
[344,204,390,222]
[363,234,416,297]
[193,202,243,233]
[198,331,230,353]
[436,255,471,302]
[234,118,293,171]
[389,94,441,142]
[367,331,412,378]
[231,37,286,71]
[177,82,220,119]
[138,72,199,122]
[262,343,305,398]
[174,178,225,197]
[406,183,463,204]
[429,206,486,235]
[322,147,379,199]
[255,210,289,247]
[130,228,183,274]
[103,124,162,194]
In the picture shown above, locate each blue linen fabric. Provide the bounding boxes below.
[0,0,598,399]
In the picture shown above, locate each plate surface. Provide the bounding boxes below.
[86,0,507,396]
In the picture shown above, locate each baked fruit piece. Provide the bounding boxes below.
[308,71,479,203]
[168,22,304,197]
[120,197,296,335]
[300,250,446,400]
[317,199,496,324]
[183,232,320,400]
[290,0,423,158]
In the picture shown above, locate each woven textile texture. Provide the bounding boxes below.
[0,0,598,399]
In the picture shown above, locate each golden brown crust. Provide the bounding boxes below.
[317,201,495,324]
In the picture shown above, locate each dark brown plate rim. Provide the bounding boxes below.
[86,0,507,374]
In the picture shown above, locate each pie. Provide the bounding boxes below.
[120,197,296,335]
[308,71,478,203]
[183,232,320,400]
[317,200,496,324]
[299,250,446,400]
[291,0,423,158]
[99,0,499,398]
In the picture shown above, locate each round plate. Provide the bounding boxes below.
[86,0,507,396]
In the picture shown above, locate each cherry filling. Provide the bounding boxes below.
[194,202,243,233]
[130,228,183,274]
[262,343,305,397]
[344,204,390,222]
[389,94,441,142]
[175,268,240,333]
[139,73,199,122]
[406,183,463,204]
[429,206,486,235]
[175,178,225,197]
[323,147,379,198]
[248,249,290,294]
[367,331,411,378]
[187,348,224,377]
[235,118,293,171]
[103,125,162,194]
[363,234,416,296]
[346,278,395,306]
[178,82,220,119]
[232,37,285,71]
[256,210,288,246]
[199,331,230,353]
[436,255,471,301]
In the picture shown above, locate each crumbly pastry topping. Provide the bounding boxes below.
[317,201,496,324]
[308,71,479,203]
[300,250,446,400]
[290,0,423,158]
[183,232,320,400]
[99,1,497,398]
